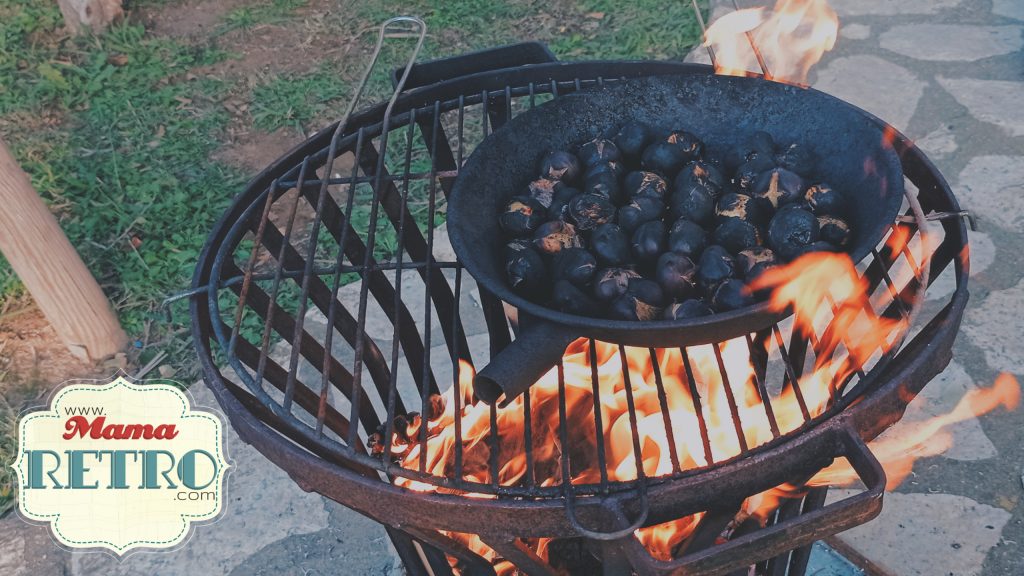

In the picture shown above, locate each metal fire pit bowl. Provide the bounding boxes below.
[187,34,970,576]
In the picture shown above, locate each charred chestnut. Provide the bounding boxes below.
[716,192,771,228]
[617,195,665,233]
[533,220,582,255]
[584,170,623,203]
[613,121,653,159]
[624,171,668,200]
[505,241,546,295]
[713,219,762,254]
[738,131,775,163]
[547,185,579,220]
[526,178,562,208]
[578,138,621,166]
[676,160,726,195]
[711,279,754,311]
[734,154,776,192]
[610,278,665,321]
[631,220,667,264]
[585,160,625,181]
[552,280,601,316]
[557,245,598,284]
[697,244,736,290]
[668,218,708,258]
[593,267,640,302]
[767,206,820,261]
[499,195,546,236]
[591,223,631,266]
[752,167,805,209]
[804,182,846,216]
[664,130,704,161]
[775,142,815,176]
[552,247,597,286]
[736,247,778,281]
[655,252,697,300]
[540,150,581,183]
[669,183,716,226]
[664,298,713,320]
[817,216,851,247]
[641,141,689,177]
[568,193,616,231]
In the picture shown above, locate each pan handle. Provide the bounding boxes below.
[474,317,580,406]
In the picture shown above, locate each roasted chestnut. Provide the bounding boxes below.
[585,160,625,181]
[593,267,640,302]
[734,154,776,192]
[676,160,726,195]
[617,195,665,233]
[667,218,708,258]
[552,247,597,286]
[540,150,581,182]
[737,131,775,163]
[664,130,704,162]
[669,182,716,225]
[817,216,851,247]
[641,141,689,177]
[775,142,815,176]
[591,223,631,266]
[499,195,546,236]
[568,193,616,230]
[578,138,621,166]
[752,167,805,209]
[552,280,601,316]
[526,178,562,208]
[716,192,772,228]
[736,246,778,281]
[664,299,713,320]
[711,279,754,311]
[632,220,667,264]
[610,278,665,321]
[533,220,582,255]
[696,244,736,290]
[713,219,762,254]
[505,241,546,295]
[584,170,623,204]
[624,171,668,200]
[547,185,579,220]
[804,182,846,216]
[767,206,820,261]
[655,252,697,300]
[613,121,653,159]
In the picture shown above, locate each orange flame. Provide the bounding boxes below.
[810,373,1021,490]
[703,0,839,85]
[384,253,1014,572]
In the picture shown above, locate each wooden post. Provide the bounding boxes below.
[0,137,126,362]
[57,0,124,36]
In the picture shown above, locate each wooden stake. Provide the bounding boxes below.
[0,137,126,362]
[57,0,124,36]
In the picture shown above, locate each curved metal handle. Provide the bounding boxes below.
[564,486,651,541]
[661,426,886,576]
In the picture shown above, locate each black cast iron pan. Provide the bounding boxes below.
[447,73,904,406]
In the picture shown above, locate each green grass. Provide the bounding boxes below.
[0,1,241,354]
[250,62,351,132]
[218,0,307,35]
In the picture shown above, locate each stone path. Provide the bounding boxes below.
[2,1,1022,575]
[698,1,1022,574]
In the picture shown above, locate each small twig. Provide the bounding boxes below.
[134,351,167,380]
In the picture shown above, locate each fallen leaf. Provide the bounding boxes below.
[586,11,605,19]
[107,53,129,67]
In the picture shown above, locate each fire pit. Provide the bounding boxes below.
[187,16,973,576]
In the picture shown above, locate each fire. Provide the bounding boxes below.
[382,252,965,571]
[703,0,839,85]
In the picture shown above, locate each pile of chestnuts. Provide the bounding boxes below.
[498,122,853,321]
